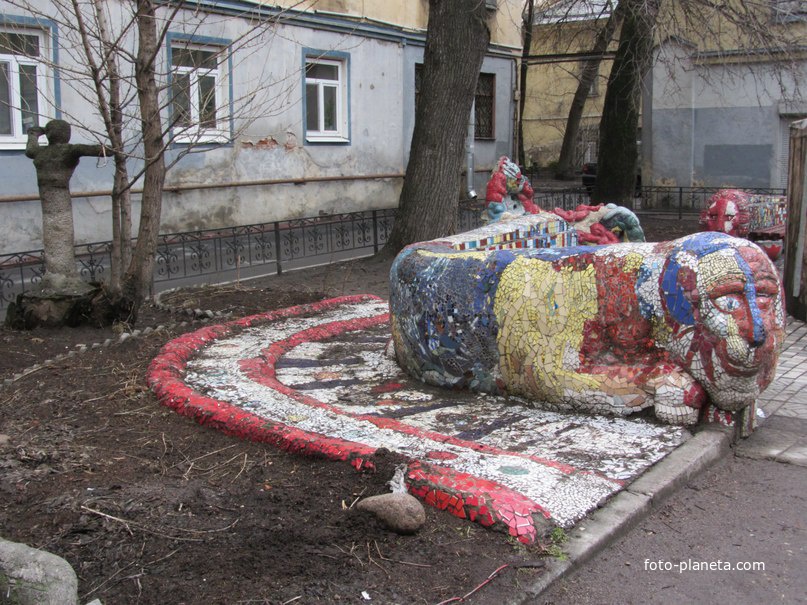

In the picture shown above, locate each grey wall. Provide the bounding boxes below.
[651,105,777,188]
[646,39,806,189]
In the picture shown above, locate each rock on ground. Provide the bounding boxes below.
[356,493,426,534]
[0,536,78,605]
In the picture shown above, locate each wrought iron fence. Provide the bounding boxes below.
[637,186,786,218]
[534,188,592,211]
[0,185,788,316]
[0,206,486,315]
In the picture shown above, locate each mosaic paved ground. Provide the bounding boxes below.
[149,296,690,542]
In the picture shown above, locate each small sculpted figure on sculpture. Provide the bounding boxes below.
[390,222,784,426]
[484,157,538,222]
[700,189,751,237]
[26,119,110,292]
[700,189,786,261]
[483,156,645,243]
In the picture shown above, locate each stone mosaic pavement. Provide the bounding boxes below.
[148,296,692,543]
[737,317,807,466]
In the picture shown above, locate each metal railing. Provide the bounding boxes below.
[0,185,788,316]
[0,205,485,315]
[637,186,786,218]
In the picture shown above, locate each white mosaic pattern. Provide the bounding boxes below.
[181,301,689,528]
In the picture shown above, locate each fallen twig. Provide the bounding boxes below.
[81,561,136,599]
[434,564,510,605]
[367,542,390,578]
[374,541,432,568]
[80,505,239,541]
[230,452,249,483]
[166,443,238,471]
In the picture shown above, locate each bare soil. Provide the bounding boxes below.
[0,216,699,605]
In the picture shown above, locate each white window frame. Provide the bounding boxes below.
[304,56,348,143]
[0,26,51,150]
[170,41,228,145]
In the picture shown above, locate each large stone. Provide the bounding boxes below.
[356,493,426,535]
[0,537,78,605]
[3,282,121,329]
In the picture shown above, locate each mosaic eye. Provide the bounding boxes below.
[713,295,741,312]
[756,294,773,309]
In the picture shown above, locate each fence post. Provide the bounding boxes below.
[274,222,282,275]
[372,210,379,254]
[678,188,683,220]
[785,118,807,320]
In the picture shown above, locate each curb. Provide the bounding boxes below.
[516,426,731,603]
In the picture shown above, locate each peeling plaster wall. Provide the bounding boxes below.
[0,0,517,253]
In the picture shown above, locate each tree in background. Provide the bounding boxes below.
[592,0,659,205]
[554,1,621,180]
[524,0,804,199]
[517,0,535,168]
[382,0,491,254]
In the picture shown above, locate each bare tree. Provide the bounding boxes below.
[525,0,804,196]
[517,0,535,167]
[4,0,315,322]
[592,0,659,205]
[382,0,492,254]
[554,1,620,179]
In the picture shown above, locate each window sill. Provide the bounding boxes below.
[0,140,30,151]
[171,131,230,146]
[305,134,350,145]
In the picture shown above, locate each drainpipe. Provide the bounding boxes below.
[466,100,477,199]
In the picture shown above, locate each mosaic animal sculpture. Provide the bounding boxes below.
[483,156,645,244]
[390,231,784,425]
[700,189,751,237]
[700,189,787,261]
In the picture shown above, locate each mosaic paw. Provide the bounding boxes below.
[646,371,705,425]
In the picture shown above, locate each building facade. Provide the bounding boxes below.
[522,0,807,189]
[0,0,523,253]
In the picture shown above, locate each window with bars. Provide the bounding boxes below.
[0,26,48,148]
[414,66,495,140]
[474,72,495,140]
[170,40,228,143]
[304,54,349,143]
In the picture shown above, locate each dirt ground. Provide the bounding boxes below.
[0,216,699,605]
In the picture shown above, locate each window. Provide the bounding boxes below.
[170,40,228,143]
[0,26,49,147]
[474,73,495,140]
[304,53,348,143]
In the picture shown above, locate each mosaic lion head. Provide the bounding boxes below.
[699,189,752,237]
[650,233,785,410]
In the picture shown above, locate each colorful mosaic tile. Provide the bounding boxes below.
[390,224,785,426]
[700,189,787,260]
[482,156,645,243]
[147,296,688,542]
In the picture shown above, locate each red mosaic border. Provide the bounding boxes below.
[147,295,553,543]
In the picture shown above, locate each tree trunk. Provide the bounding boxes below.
[592,0,659,205]
[381,0,491,255]
[121,0,166,321]
[555,6,622,180]
[92,0,131,296]
[517,0,534,168]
